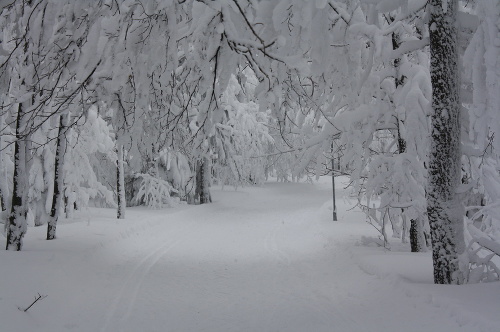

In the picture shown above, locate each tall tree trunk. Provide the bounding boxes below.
[196,157,212,204]
[6,104,27,251]
[47,113,68,240]
[409,219,425,251]
[0,78,9,213]
[116,143,125,219]
[0,187,5,212]
[427,0,465,284]
[0,147,7,212]
[0,122,5,212]
[331,142,337,221]
[410,217,427,252]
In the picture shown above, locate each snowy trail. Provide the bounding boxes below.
[1,179,500,332]
[102,183,335,332]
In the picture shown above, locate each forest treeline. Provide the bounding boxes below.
[0,0,499,285]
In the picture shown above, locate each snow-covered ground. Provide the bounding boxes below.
[1,177,499,332]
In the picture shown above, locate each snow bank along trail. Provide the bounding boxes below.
[1,179,499,332]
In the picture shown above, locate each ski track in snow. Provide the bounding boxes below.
[101,235,185,332]
[2,178,500,332]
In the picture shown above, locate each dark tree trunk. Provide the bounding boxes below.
[427,0,465,284]
[410,217,426,252]
[116,144,125,219]
[47,113,68,240]
[0,78,9,213]
[196,157,212,204]
[331,142,337,221]
[0,187,5,212]
[0,154,6,213]
[0,130,6,212]
[6,104,27,251]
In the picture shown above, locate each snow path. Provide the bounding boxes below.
[1,179,500,331]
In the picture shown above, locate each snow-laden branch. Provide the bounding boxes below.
[328,1,351,25]
[388,38,429,60]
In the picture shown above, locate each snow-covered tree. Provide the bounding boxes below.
[46,113,68,240]
[64,107,116,216]
[462,0,500,237]
[0,0,495,274]
[1,0,112,247]
[26,122,56,227]
[212,73,273,187]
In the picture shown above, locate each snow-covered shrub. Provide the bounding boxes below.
[156,149,195,202]
[125,175,141,207]
[64,107,117,215]
[364,152,428,242]
[212,74,273,187]
[461,222,500,283]
[26,120,58,226]
[133,173,178,209]
[361,204,391,249]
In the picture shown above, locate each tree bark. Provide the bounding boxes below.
[0,155,7,212]
[6,104,27,251]
[47,113,68,240]
[0,187,5,212]
[196,157,212,204]
[427,0,465,284]
[410,217,427,252]
[0,129,5,212]
[331,142,337,221]
[116,143,126,219]
[0,78,9,213]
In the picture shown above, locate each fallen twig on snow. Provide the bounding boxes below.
[18,293,48,312]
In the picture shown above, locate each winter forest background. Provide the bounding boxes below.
[0,0,500,319]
